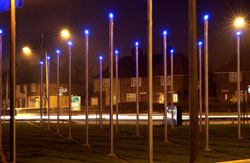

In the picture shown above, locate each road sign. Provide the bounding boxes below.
[0,0,23,12]
[59,88,67,93]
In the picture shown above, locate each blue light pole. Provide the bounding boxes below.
[99,56,103,128]
[39,60,44,128]
[109,12,114,156]
[198,41,203,133]
[203,14,210,151]
[115,50,119,133]
[0,28,3,150]
[236,30,242,139]
[162,30,168,142]
[135,41,140,137]
[56,49,61,135]
[170,49,174,128]
[67,41,73,139]
[47,56,51,131]
[84,29,89,145]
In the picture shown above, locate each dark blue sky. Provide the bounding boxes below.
[0,0,250,75]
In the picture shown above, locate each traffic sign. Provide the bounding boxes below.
[0,0,23,12]
[59,88,67,93]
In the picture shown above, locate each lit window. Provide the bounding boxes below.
[91,98,98,106]
[126,93,136,102]
[131,77,141,87]
[103,79,110,88]
[173,93,178,103]
[157,93,164,104]
[225,94,228,101]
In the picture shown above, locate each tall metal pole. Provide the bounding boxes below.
[5,71,8,123]
[198,42,203,133]
[115,50,119,133]
[40,61,44,128]
[163,30,168,142]
[99,56,103,128]
[236,31,242,139]
[68,41,73,139]
[0,29,3,151]
[135,42,140,137]
[45,51,48,119]
[147,0,153,162]
[47,56,51,130]
[189,0,200,162]
[10,0,16,161]
[170,49,174,128]
[56,50,61,134]
[84,29,89,145]
[108,12,114,156]
[204,14,210,151]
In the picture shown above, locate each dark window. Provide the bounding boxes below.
[20,85,25,93]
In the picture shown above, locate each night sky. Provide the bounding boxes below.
[0,0,250,76]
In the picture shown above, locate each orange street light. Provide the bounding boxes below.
[22,46,31,55]
[61,29,70,39]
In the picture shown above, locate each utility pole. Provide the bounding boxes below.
[147,0,153,162]
[189,0,200,162]
[10,0,16,162]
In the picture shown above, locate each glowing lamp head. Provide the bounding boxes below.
[61,29,70,39]
[235,31,242,36]
[170,49,174,54]
[203,14,209,21]
[115,50,119,55]
[162,30,167,36]
[234,17,245,28]
[67,41,73,47]
[0,29,3,35]
[109,12,114,19]
[47,56,51,60]
[39,61,44,65]
[198,41,203,46]
[135,41,139,47]
[99,56,103,60]
[84,29,89,35]
[56,49,61,55]
[22,47,31,55]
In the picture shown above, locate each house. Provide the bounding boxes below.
[92,49,190,112]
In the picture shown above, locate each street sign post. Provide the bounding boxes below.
[0,0,22,12]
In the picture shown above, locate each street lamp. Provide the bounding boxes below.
[99,56,103,128]
[235,30,243,139]
[84,29,89,146]
[56,49,61,135]
[162,30,168,142]
[39,60,44,128]
[67,40,73,139]
[198,41,203,133]
[108,12,114,156]
[115,49,119,133]
[61,29,70,39]
[135,41,140,137]
[203,14,210,151]
[170,49,174,128]
[47,56,51,131]
[22,46,31,55]
[234,17,245,29]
